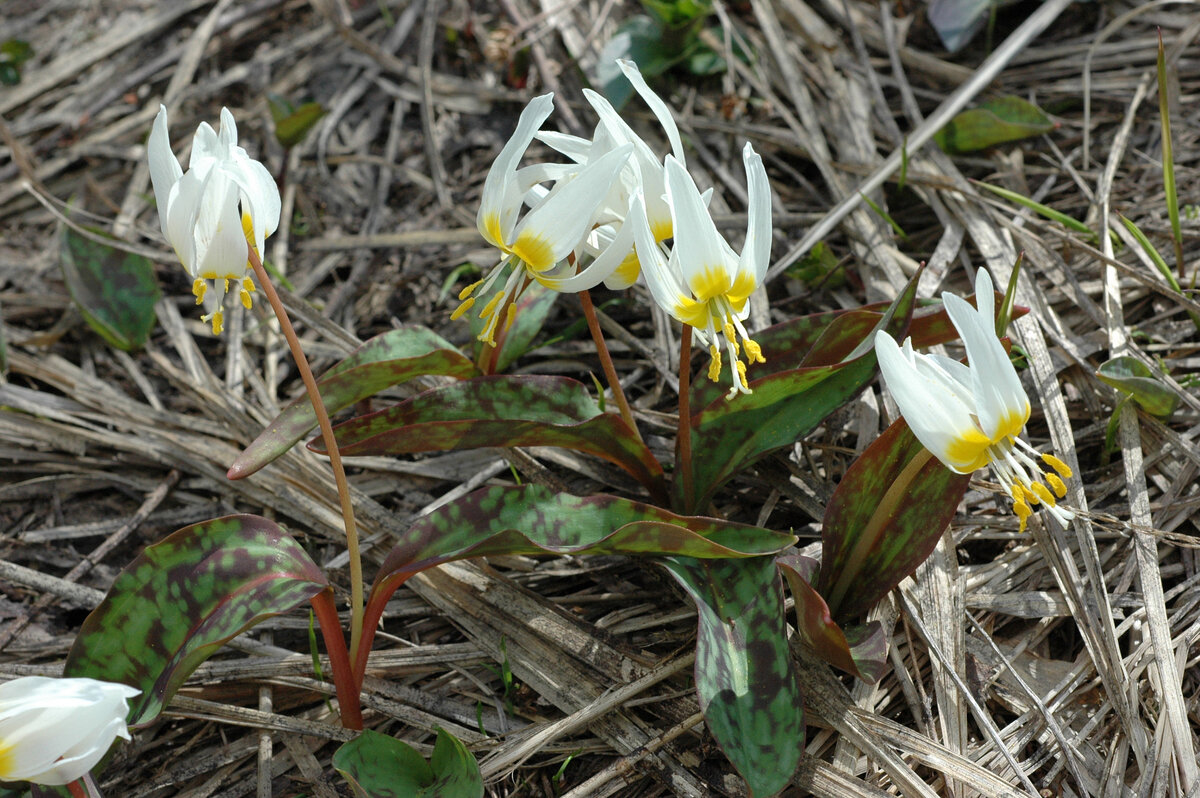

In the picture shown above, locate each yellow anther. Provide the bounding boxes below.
[450,297,476,320]
[707,345,722,382]
[1030,482,1056,506]
[193,279,207,305]
[504,303,517,332]
[458,280,482,301]
[735,360,748,386]
[210,311,224,335]
[479,292,504,322]
[1041,453,1073,479]
[223,278,230,294]
[243,277,255,294]
[724,322,736,341]
[744,338,764,364]
[1046,473,1067,498]
[240,289,253,309]
[1012,498,1032,532]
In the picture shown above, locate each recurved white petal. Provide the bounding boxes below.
[218,107,238,151]
[511,143,631,272]
[875,330,986,473]
[538,214,637,292]
[617,59,684,161]
[737,142,772,282]
[663,156,732,293]
[148,106,182,240]
[189,120,221,173]
[477,93,554,248]
[164,170,206,274]
[943,272,1029,440]
[629,193,687,317]
[193,173,248,279]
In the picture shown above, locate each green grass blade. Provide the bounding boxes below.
[1156,30,1184,277]
[974,180,1095,240]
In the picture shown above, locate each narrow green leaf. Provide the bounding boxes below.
[935,95,1055,153]
[662,555,803,797]
[1097,356,1180,418]
[334,728,483,798]
[269,98,327,149]
[1156,31,1184,276]
[65,515,328,725]
[60,226,161,350]
[996,252,1023,335]
[777,554,887,683]
[363,484,795,630]
[683,268,922,511]
[229,326,478,478]
[974,181,1094,239]
[860,192,906,239]
[313,375,665,494]
[818,420,970,621]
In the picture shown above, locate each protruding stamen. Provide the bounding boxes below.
[1041,453,1073,479]
[459,280,482,301]
[193,279,207,305]
[708,345,722,382]
[504,303,517,332]
[1012,497,1032,532]
[202,311,224,335]
[744,338,764,365]
[451,297,476,320]
[735,360,748,388]
[1046,473,1067,497]
[479,291,504,323]
[1030,482,1056,506]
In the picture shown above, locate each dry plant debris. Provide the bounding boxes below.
[1,0,1199,795]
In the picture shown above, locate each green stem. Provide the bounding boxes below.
[246,247,364,670]
[578,289,642,445]
[677,325,695,513]
[310,589,364,729]
[823,448,933,617]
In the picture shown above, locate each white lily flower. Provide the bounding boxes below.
[0,676,140,785]
[631,143,772,397]
[456,93,631,345]
[148,105,280,334]
[874,270,1074,531]
[535,59,686,290]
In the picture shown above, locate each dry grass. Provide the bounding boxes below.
[1,0,1199,795]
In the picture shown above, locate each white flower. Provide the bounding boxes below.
[874,270,1073,531]
[0,676,140,785]
[537,59,687,290]
[631,142,772,397]
[148,105,281,335]
[455,93,631,345]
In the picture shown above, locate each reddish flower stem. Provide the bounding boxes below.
[310,589,363,730]
[677,325,695,513]
[244,247,364,667]
[578,289,643,447]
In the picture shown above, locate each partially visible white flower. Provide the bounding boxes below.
[456,93,632,345]
[874,270,1074,531]
[0,676,140,785]
[148,105,281,334]
[630,143,772,397]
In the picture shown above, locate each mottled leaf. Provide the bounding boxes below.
[65,515,328,725]
[818,420,970,621]
[360,484,795,668]
[1097,356,1179,418]
[683,269,922,512]
[333,728,482,798]
[935,95,1055,154]
[662,555,803,797]
[229,326,478,478]
[777,554,887,683]
[313,375,665,494]
[60,226,161,351]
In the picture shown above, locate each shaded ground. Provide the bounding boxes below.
[1,0,1199,795]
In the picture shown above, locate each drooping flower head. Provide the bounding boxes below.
[455,93,631,345]
[0,676,140,785]
[148,105,281,334]
[874,270,1074,531]
[631,142,772,397]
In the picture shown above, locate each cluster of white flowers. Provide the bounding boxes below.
[457,60,774,397]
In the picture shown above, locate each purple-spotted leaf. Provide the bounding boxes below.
[935,95,1055,154]
[312,375,665,494]
[777,554,887,683]
[818,419,970,621]
[64,515,328,725]
[333,728,482,798]
[681,268,923,513]
[690,291,1026,411]
[360,484,796,654]
[60,225,161,351]
[229,326,478,479]
[662,555,803,797]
